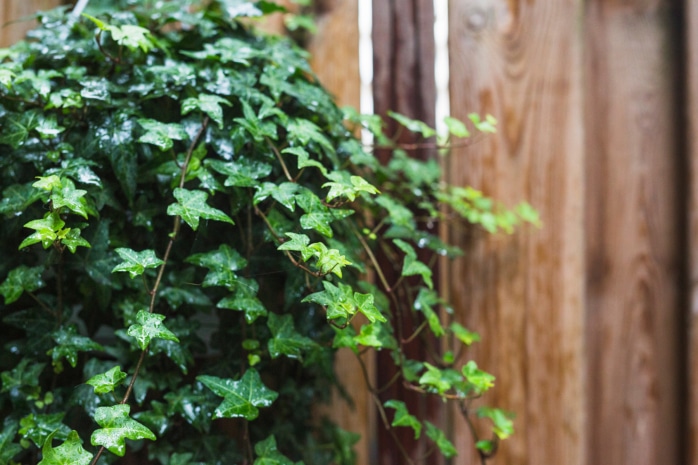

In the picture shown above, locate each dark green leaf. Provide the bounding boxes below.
[181,94,232,129]
[206,159,272,188]
[217,277,267,323]
[90,404,156,457]
[19,413,70,449]
[138,119,187,151]
[253,435,294,465]
[462,361,495,395]
[197,369,278,420]
[0,265,44,304]
[0,420,21,465]
[49,325,104,368]
[167,188,234,230]
[267,313,315,360]
[0,110,40,148]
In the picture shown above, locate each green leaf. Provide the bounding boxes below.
[477,407,514,440]
[353,321,396,349]
[393,239,433,289]
[307,242,352,278]
[167,188,234,230]
[450,322,480,346]
[0,420,21,465]
[217,277,268,323]
[90,404,156,457]
[0,110,40,148]
[127,311,180,350]
[49,325,104,368]
[85,366,127,394]
[462,361,495,395]
[206,159,272,187]
[424,421,457,458]
[20,212,66,250]
[322,172,379,202]
[60,228,91,253]
[112,248,164,279]
[0,183,43,216]
[0,359,45,393]
[468,113,497,133]
[197,369,278,420]
[443,116,470,138]
[277,232,311,257]
[353,292,385,323]
[186,244,248,288]
[282,146,328,175]
[35,115,65,139]
[267,313,316,360]
[253,435,294,465]
[19,413,70,449]
[181,94,232,128]
[38,430,92,465]
[137,119,187,151]
[109,25,156,52]
[254,182,299,211]
[0,265,45,304]
[476,440,495,454]
[418,363,454,395]
[50,178,90,219]
[414,288,444,337]
[384,400,422,439]
[388,111,436,138]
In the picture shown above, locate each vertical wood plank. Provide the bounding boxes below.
[688,0,698,461]
[446,1,586,464]
[0,0,60,47]
[584,2,682,464]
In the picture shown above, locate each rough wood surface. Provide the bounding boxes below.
[690,0,698,461]
[446,1,586,464]
[584,2,682,464]
[0,0,59,47]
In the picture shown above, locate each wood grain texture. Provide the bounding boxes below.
[446,1,586,464]
[0,0,60,47]
[687,1,698,463]
[584,2,682,464]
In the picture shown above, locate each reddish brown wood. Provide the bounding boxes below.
[0,0,60,47]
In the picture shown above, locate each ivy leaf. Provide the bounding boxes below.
[322,172,379,202]
[384,400,421,439]
[253,182,299,211]
[137,119,187,151]
[0,420,21,465]
[38,430,92,465]
[267,313,316,360]
[468,113,497,133]
[253,435,294,465]
[281,146,328,175]
[443,116,470,138]
[90,404,156,457]
[353,321,396,349]
[353,292,385,323]
[35,114,65,139]
[277,233,311,258]
[217,277,268,323]
[307,243,352,278]
[109,25,156,52]
[0,359,45,394]
[450,322,480,346]
[286,118,334,156]
[19,413,70,449]
[197,369,278,420]
[424,421,457,458]
[462,361,495,395]
[303,281,355,321]
[0,110,40,148]
[206,159,272,188]
[414,288,444,337]
[20,212,65,250]
[167,188,234,230]
[181,94,232,128]
[112,248,164,279]
[388,111,436,138]
[393,239,433,289]
[50,178,90,219]
[60,228,91,253]
[0,265,45,304]
[0,183,43,216]
[49,325,104,369]
[186,244,248,288]
[85,366,127,394]
[418,363,454,395]
[127,311,180,350]
[477,407,514,440]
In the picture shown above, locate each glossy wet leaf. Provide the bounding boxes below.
[0,420,21,465]
[0,265,44,304]
[217,277,267,323]
[186,244,247,289]
[19,413,70,449]
[0,183,43,216]
[181,94,232,128]
[19,212,65,250]
[90,404,156,456]
[49,326,103,368]
[112,248,164,279]
[267,313,315,360]
[167,188,234,230]
[0,110,40,148]
[197,369,278,420]
[137,119,187,151]
[38,430,92,465]
[414,288,444,337]
[85,366,127,394]
[394,239,433,289]
[206,158,273,187]
[253,435,295,465]
[477,407,514,440]
[127,311,180,350]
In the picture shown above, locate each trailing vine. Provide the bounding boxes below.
[0,1,539,464]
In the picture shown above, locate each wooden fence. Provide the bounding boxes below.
[2,1,695,464]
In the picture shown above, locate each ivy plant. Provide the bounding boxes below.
[0,1,539,464]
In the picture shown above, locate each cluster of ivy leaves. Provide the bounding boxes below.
[0,1,539,464]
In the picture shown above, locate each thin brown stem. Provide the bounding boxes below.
[266,137,293,182]
[350,225,391,292]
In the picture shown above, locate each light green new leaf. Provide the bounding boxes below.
[393,239,433,289]
[50,178,89,219]
[277,233,311,258]
[109,25,155,52]
[112,248,164,279]
[468,113,497,133]
[477,407,514,440]
[127,311,180,350]
[388,111,436,138]
[353,322,396,349]
[33,175,62,191]
[197,369,278,420]
[167,188,234,230]
[424,421,457,458]
[60,228,91,253]
[353,292,385,323]
[418,363,454,395]
[0,265,44,304]
[450,322,480,346]
[20,212,65,250]
[462,361,495,395]
[384,400,421,439]
[267,313,316,360]
[443,116,470,138]
[181,94,232,128]
[253,435,294,465]
[38,430,92,465]
[85,366,127,394]
[137,119,187,151]
[414,288,444,337]
[307,243,351,278]
[90,404,156,457]
[322,172,379,202]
